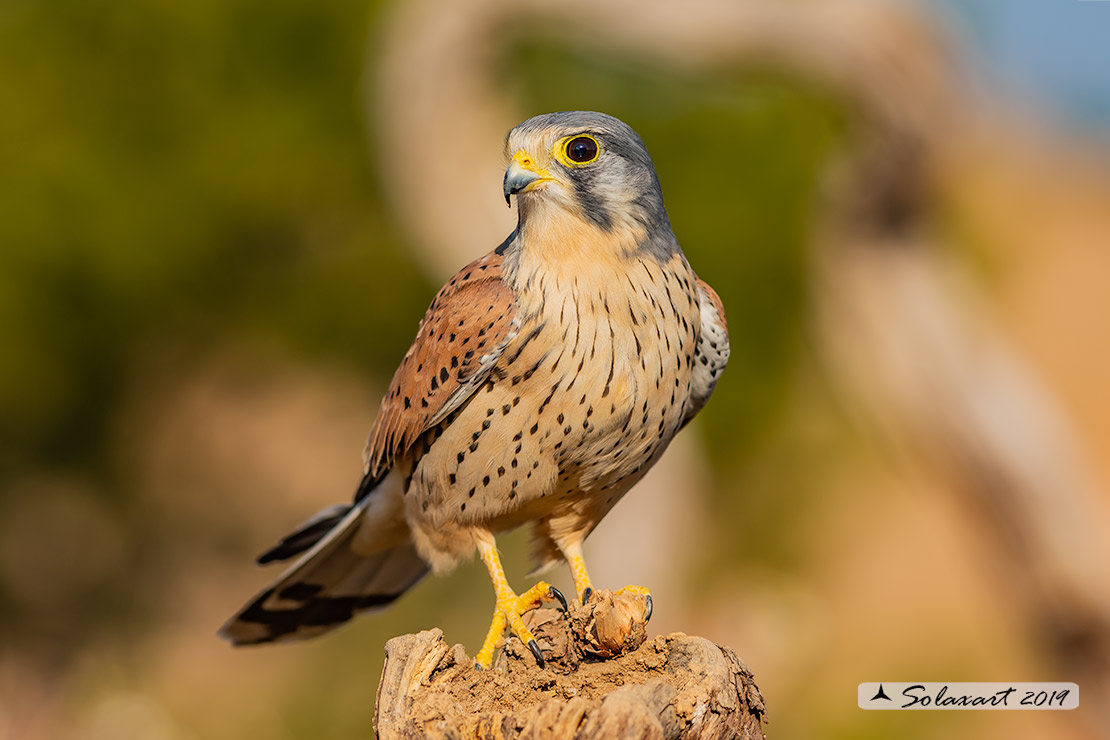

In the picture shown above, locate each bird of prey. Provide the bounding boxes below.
[220,111,729,669]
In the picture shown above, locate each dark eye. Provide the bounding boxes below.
[565,136,599,163]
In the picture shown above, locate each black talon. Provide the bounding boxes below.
[582,586,593,604]
[549,585,568,612]
[474,662,483,671]
[527,638,545,668]
[644,594,653,622]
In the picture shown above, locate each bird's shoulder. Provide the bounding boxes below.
[363,250,520,478]
[695,277,727,334]
[683,276,729,427]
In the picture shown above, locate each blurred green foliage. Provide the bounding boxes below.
[0,0,432,478]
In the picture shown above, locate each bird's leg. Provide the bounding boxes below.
[559,540,653,619]
[559,540,596,604]
[474,534,566,670]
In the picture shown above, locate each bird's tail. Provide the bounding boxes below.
[220,473,427,646]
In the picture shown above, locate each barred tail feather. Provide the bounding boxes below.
[220,473,427,646]
[255,504,352,564]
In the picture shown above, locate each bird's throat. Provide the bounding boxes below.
[510,200,648,287]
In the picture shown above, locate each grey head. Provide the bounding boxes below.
[502,111,675,253]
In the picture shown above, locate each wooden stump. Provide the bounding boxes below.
[374,590,766,739]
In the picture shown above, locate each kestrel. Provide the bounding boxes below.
[220,111,729,669]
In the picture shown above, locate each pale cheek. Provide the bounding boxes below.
[547,185,579,210]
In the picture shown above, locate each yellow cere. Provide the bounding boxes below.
[510,149,554,192]
[512,149,551,176]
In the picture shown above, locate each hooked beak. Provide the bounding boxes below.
[503,150,550,206]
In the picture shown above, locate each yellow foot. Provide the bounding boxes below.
[614,585,653,622]
[474,581,567,670]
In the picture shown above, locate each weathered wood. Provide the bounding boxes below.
[374,590,766,740]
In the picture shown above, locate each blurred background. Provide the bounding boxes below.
[2,0,1110,737]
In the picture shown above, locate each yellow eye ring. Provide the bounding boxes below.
[554,134,600,167]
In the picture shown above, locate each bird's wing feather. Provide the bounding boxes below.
[363,250,520,479]
[684,278,729,427]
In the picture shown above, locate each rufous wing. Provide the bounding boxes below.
[363,251,520,478]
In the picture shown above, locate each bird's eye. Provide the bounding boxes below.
[564,136,599,164]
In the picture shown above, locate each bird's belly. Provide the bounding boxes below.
[402,258,700,561]
[563,349,691,498]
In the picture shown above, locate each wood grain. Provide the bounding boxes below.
[374,590,765,740]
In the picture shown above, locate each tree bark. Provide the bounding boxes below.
[374,590,766,740]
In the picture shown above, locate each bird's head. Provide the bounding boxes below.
[503,111,671,239]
